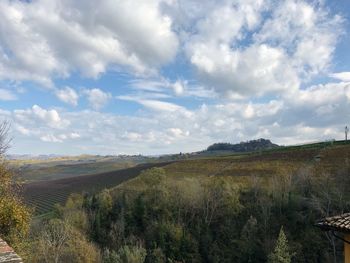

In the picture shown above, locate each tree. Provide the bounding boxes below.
[268,227,292,263]
[37,219,71,263]
[113,245,147,263]
[0,121,11,155]
[240,216,258,262]
[0,121,31,246]
[32,219,101,263]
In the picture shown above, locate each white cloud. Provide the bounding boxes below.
[15,125,31,136]
[189,43,300,98]
[14,105,69,129]
[118,94,189,113]
[0,0,344,103]
[167,128,189,138]
[40,134,63,143]
[128,77,215,99]
[256,0,342,75]
[69,132,80,139]
[123,132,143,142]
[0,88,17,101]
[83,88,111,110]
[172,80,185,96]
[330,72,350,82]
[32,105,62,127]
[1,79,349,155]
[0,0,178,86]
[55,87,79,106]
[139,100,185,112]
[180,0,343,98]
[34,131,80,143]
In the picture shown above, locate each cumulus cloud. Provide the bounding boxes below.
[0,88,17,101]
[177,0,343,98]
[172,80,185,96]
[14,105,69,129]
[55,87,79,106]
[83,88,111,110]
[1,0,342,101]
[167,128,190,138]
[0,0,178,86]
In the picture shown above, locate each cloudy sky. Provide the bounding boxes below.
[0,0,350,155]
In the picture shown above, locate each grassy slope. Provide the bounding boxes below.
[118,141,350,191]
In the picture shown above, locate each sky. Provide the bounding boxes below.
[0,0,350,155]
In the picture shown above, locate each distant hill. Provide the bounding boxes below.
[206,138,279,152]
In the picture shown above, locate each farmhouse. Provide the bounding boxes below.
[316,213,350,263]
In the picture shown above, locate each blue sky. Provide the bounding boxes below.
[0,0,350,155]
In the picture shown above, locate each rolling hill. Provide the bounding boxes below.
[22,140,350,216]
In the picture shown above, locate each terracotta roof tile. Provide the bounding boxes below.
[0,238,22,263]
[315,213,350,233]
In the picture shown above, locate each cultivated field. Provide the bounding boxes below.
[22,162,172,215]
[11,155,152,182]
[22,141,350,215]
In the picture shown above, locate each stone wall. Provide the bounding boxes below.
[0,238,22,263]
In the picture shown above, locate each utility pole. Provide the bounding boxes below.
[346,126,349,141]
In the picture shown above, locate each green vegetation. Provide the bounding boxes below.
[0,122,31,249]
[268,227,291,263]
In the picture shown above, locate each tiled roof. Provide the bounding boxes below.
[315,213,350,233]
[0,238,22,263]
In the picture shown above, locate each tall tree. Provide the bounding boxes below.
[268,227,292,263]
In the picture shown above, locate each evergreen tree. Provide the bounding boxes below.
[268,227,292,263]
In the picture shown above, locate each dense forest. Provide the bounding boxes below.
[206,139,279,152]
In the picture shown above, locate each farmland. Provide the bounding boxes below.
[22,162,172,215]
[11,155,153,183]
[22,141,350,216]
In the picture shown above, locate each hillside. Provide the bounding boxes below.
[10,155,153,183]
[23,140,350,216]
[60,142,350,262]
[20,140,350,262]
[206,138,279,152]
[22,161,172,215]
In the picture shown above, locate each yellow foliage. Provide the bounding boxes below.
[0,163,31,246]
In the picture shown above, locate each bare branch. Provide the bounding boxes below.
[0,121,11,156]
